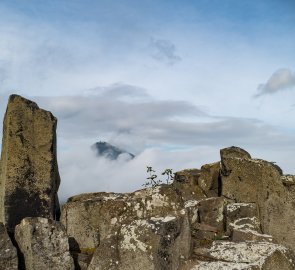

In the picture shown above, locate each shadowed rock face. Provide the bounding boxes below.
[0,95,60,232]
[0,223,18,270]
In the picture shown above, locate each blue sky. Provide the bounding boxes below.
[0,0,294,200]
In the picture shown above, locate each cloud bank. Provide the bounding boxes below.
[30,85,295,201]
[1,85,295,202]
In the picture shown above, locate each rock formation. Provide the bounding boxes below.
[0,95,295,269]
[0,95,60,232]
[221,146,295,251]
[0,223,18,269]
[14,217,74,270]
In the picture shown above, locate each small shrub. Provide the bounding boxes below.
[143,166,174,188]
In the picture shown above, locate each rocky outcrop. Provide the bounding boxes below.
[0,223,18,270]
[14,217,74,270]
[221,146,295,252]
[61,185,183,251]
[0,95,60,232]
[1,95,295,270]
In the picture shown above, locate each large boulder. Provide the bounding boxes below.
[14,217,74,270]
[0,223,18,270]
[0,95,60,232]
[221,146,295,252]
[88,211,191,270]
[61,185,183,251]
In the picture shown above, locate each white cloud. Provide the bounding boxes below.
[58,143,220,202]
[256,68,295,97]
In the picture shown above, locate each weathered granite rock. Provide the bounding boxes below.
[89,212,190,270]
[184,200,199,225]
[0,95,60,232]
[220,146,251,160]
[87,234,119,270]
[221,146,295,252]
[226,203,258,224]
[185,198,228,248]
[61,185,183,251]
[14,217,74,270]
[198,162,220,197]
[225,202,274,243]
[190,241,295,270]
[226,203,261,234]
[0,223,18,270]
[232,229,274,243]
[173,169,206,201]
[197,197,226,232]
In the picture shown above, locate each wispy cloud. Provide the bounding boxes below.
[149,37,181,65]
[255,68,295,97]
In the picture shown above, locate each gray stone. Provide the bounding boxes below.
[61,185,183,251]
[226,203,261,235]
[0,95,60,232]
[197,197,226,232]
[226,203,258,222]
[220,146,251,160]
[190,241,295,270]
[173,169,206,201]
[232,229,274,243]
[14,217,74,270]
[0,223,18,270]
[198,162,220,197]
[87,234,119,270]
[221,146,295,252]
[88,212,190,270]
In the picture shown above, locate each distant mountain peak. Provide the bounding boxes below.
[91,141,135,160]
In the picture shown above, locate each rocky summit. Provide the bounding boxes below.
[0,95,295,270]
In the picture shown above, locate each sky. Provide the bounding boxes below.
[0,0,294,201]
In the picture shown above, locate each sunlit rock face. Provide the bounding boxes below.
[0,95,60,232]
[221,146,295,253]
[60,185,184,251]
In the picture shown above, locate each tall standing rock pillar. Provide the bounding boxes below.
[0,95,60,232]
